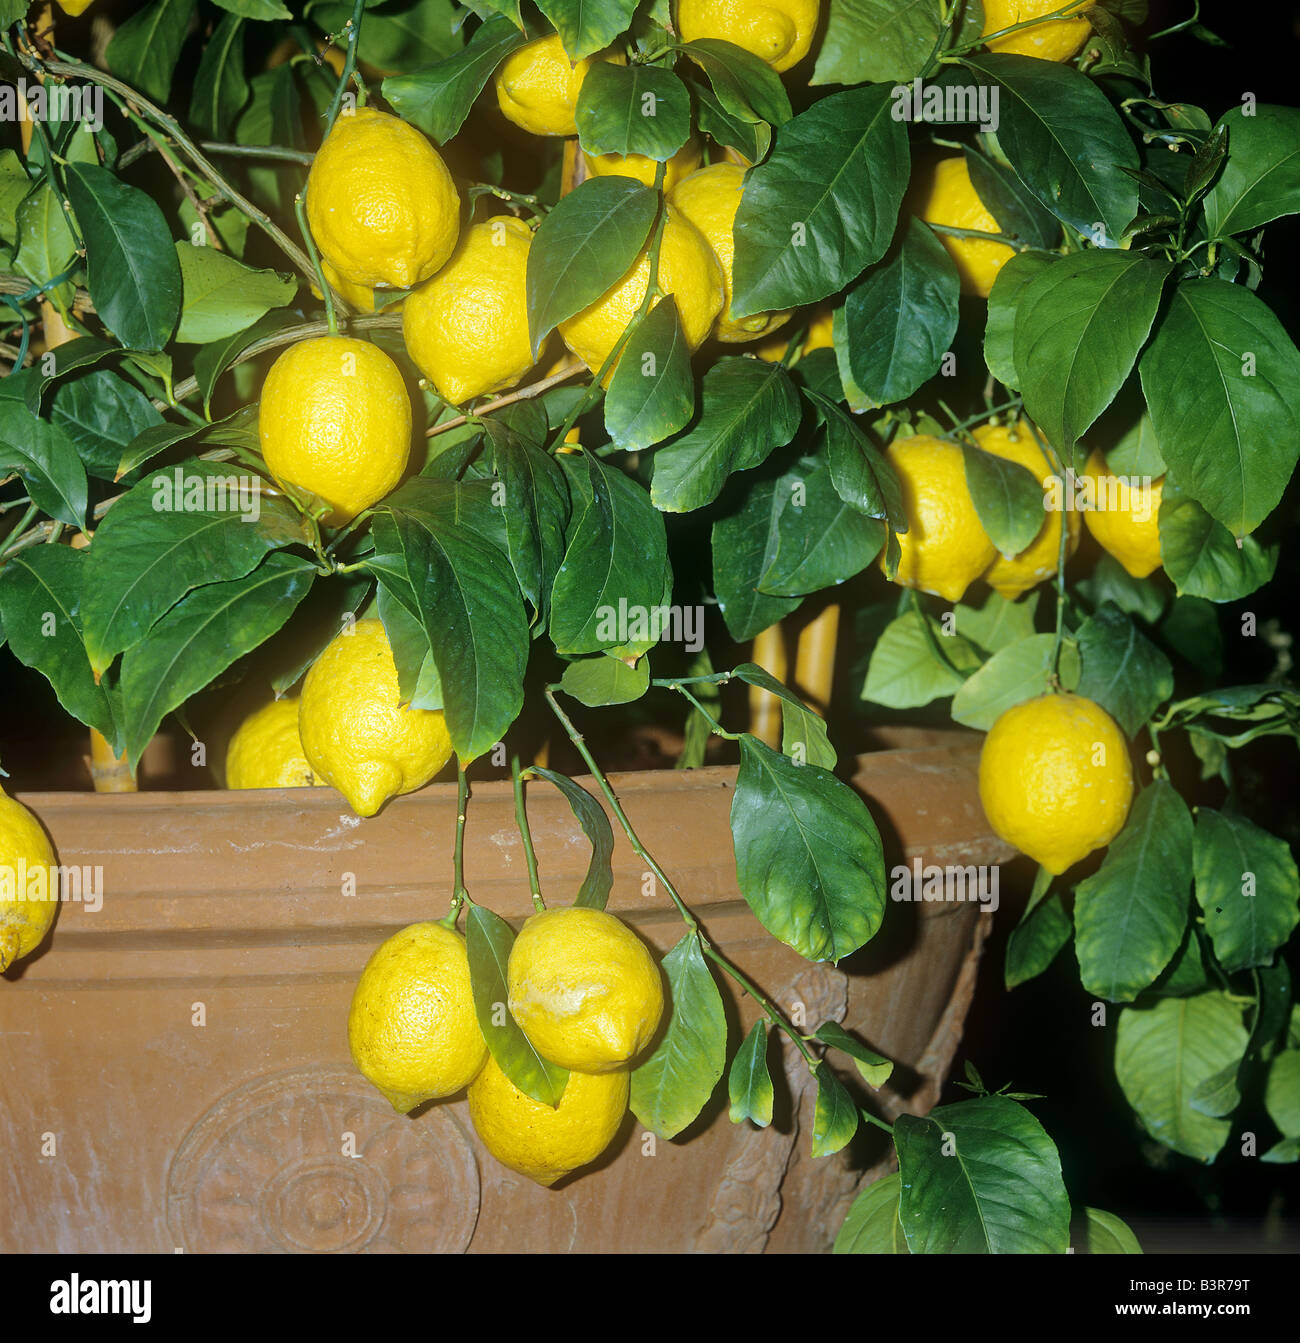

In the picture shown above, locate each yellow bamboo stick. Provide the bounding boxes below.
[748,623,786,747]
[794,602,841,716]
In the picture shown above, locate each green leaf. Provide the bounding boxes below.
[192,309,301,416]
[537,0,637,59]
[603,296,695,451]
[1188,1059,1241,1119]
[211,0,290,17]
[1265,1051,1300,1139]
[526,175,657,358]
[809,392,905,526]
[48,370,164,484]
[862,609,973,710]
[105,0,197,104]
[949,633,1061,730]
[964,144,1060,250]
[236,65,304,214]
[677,37,792,128]
[630,932,726,1139]
[895,1094,1071,1253]
[813,0,985,86]
[311,0,463,69]
[1114,991,1248,1161]
[1012,251,1170,454]
[1074,780,1194,1002]
[120,552,315,768]
[174,242,295,345]
[1193,809,1300,975]
[377,583,443,709]
[1006,889,1071,990]
[694,85,770,164]
[815,1021,893,1087]
[731,662,836,769]
[190,13,247,140]
[1141,280,1300,536]
[1076,550,1167,624]
[983,250,1056,390]
[575,61,690,160]
[15,335,115,413]
[15,183,75,287]
[812,1064,859,1157]
[66,163,182,353]
[114,404,259,481]
[731,84,909,317]
[466,903,569,1106]
[731,735,885,962]
[557,653,649,707]
[953,587,1039,654]
[1203,105,1300,239]
[0,399,88,528]
[526,766,616,911]
[650,357,800,512]
[1073,603,1174,736]
[834,1172,909,1254]
[728,1021,773,1127]
[711,469,803,641]
[1107,409,1166,477]
[961,441,1044,559]
[1078,1207,1144,1254]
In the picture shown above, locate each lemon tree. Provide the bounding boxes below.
[0,0,1297,1249]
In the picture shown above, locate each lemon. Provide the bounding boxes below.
[882,434,997,602]
[402,216,534,405]
[982,0,1091,62]
[1080,448,1165,579]
[669,163,791,343]
[975,420,1080,600]
[258,335,411,525]
[348,921,487,1112]
[54,0,94,13]
[225,698,322,789]
[313,260,404,315]
[507,906,664,1072]
[0,790,57,973]
[494,35,623,137]
[468,1052,628,1187]
[754,305,833,362]
[560,204,724,374]
[306,107,460,289]
[299,619,453,817]
[914,157,1016,299]
[583,137,702,189]
[677,0,821,73]
[979,692,1134,875]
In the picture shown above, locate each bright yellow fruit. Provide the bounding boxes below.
[314,260,404,315]
[979,692,1133,875]
[259,335,411,525]
[883,434,997,602]
[348,921,487,1112]
[976,420,1080,600]
[915,157,1016,299]
[0,790,57,973]
[299,619,453,817]
[583,138,702,189]
[468,1052,629,1187]
[754,305,833,362]
[1081,448,1165,579]
[402,216,534,405]
[306,107,460,289]
[983,0,1091,62]
[494,35,623,137]
[507,906,664,1072]
[560,204,724,374]
[669,163,791,343]
[677,0,821,73]
[225,698,322,789]
[54,0,95,14]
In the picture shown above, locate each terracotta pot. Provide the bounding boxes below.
[1,730,1011,1253]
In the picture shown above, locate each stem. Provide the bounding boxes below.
[324,0,367,136]
[927,221,1025,249]
[1031,424,1071,683]
[442,761,470,929]
[858,1107,896,1135]
[672,683,744,741]
[427,365,582,439]
[699,941,819,1068]
[119,139,315,170]
[944,0,1089,57]
[295,191,337,336]
[511,754,546,912]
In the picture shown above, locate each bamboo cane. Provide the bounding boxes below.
[793,602,841,717]
[748,623,786,747]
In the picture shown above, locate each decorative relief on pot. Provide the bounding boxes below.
[166,1066,480,1253]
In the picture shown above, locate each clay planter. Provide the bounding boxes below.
[2,730,1011,1253]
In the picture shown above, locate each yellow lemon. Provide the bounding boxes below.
[306,106,460,289]
[507,906,664,1072]
[560,204,723,374]
[494,35,623,137]
[402,216,534,405]
[299,619,453,817]
[1080,448,1165,579]
[882,434,997,602]
[755,305,833,362]
[677,0,821,73]
[583,137,702,189]
[983,0,1091,62]
[0,790,58,973]
[348,921,487,1112]
[979,692,1134,875]
[975,420,1081,599]
[225,698,322,789]
[259,335,411,525]
[468,1052,629,1187]
[669,163,791,343]
[915,157,1016,299]
[313,260,405,315]
[54,0,95,14]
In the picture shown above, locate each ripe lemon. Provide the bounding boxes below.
[976,420,1080,599]
[560,204,723,374]
[882,434,997,602]
[306,107,460,289]
[225,698,322,789]
[468,1052,628,1187]
[979,692,1134,875]
[299,619,453,817]
[1080,448,1165,579]
[754,305,833,362]
[259,335,411,525]
[677,0,820,73]
[494,35,623,137]
[348,921,487,1112]
[402,216,534,405]
[313,260,404,315]
[669,163,791,343]
[982,0,1091,62]
[583,137,702,189]
[914,157,1016,299]
[0,791,57,973]
[507,906,664,1072]
[54,0,94,14]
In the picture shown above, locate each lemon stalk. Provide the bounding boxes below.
[1026,421,1072,683]
[939,0,1091,57]
[294,190,337,336]
[324,0,368,136]
[442,761,471,930]
[511,754,546,913]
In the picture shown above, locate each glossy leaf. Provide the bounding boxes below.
[812,1064,859,1157]
[712,468,803,640]
[538,0,638,60]
[833,1171,909,1254]
[1203,105,1300,238]
[0,399,87,528]
[728,1021,773,1127]
[950,633,1064,729]
[190,12,247,139]
[815,1021,893,1087]
[677,37,791,128]
[575,60,690,160]
[527,766,615,911]
[48,370,163,484]
[1073,603,1174,736]
[603,296,695,452]
[173,242,295,345]
[557,653,649,707]
[862,610,974,710]
[105,0,196,104]
[732,661,836,768]
[813,0,984,85]
[961,441,1044,558]
[983,250,1056,390]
